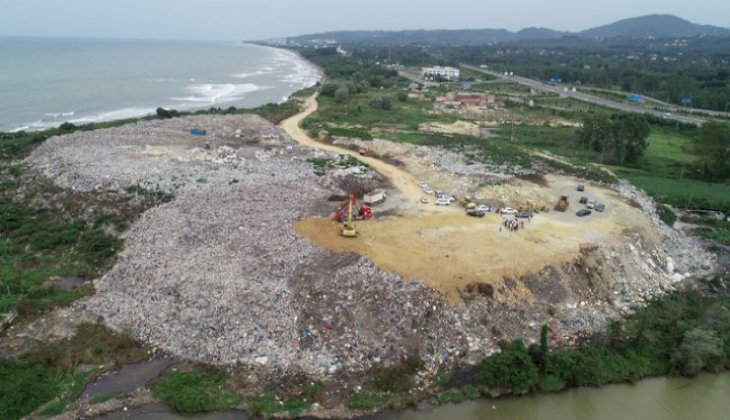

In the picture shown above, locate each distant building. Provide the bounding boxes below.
[422,66,460,82]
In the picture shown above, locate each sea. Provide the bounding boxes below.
[0,37,321,132]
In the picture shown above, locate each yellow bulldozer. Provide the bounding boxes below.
[359,145,376,156]
[458,195,477,210]
[554,195,569,212]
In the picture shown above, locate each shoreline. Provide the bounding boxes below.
[1,39,323,133]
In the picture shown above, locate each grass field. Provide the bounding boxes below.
[609,128,730,211]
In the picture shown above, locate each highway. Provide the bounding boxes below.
[462,64,709,126]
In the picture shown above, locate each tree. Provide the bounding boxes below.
[672,328,725,376]
[692,121,730,179]
[614,114,650,164]
[396,91,408,102]
[334,87,350,103]
[320,83,339,97]
[579,113,650,164]
[476,340,539,394]
[368,96,392,110]
[58,122,76,131]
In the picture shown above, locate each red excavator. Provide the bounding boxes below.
[330,193,372,223]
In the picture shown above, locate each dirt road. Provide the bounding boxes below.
[280,94,434,207]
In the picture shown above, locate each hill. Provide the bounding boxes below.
[272,14,729,46]
[579,14,730,38]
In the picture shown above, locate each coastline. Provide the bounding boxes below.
[0,38,322,133]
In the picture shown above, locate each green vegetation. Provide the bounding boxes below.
[475,286,730,395]
[247,393,313,418]
[347,391,392,410]
[579,113,650,164]
[0,196,121,315]
[151,370,241,413]
[692,121,730,180]
[0,323,147,419]
[656,205,677,226]
[437,390,466,404]
[124,185,174,203]
[41,370,97,416]
[681,215,730,245]
[307,154,366,176]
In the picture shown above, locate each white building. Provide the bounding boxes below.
[422,66,460,82]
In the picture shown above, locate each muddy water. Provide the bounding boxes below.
[381,373,730,420]
[99,373,730,419]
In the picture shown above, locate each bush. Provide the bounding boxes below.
[396,91,408,102]
[368,96,392,110]
[346,392,391,410]
[334,87,350,102]
[320,83,339,97]
[657,204,677,226]
[151,370,240,412]
[475,340,539,394]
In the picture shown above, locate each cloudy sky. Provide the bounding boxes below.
[1,0,728,41]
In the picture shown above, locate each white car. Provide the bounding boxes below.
[435,197,451,206]
[423,187,434,195]
[418,181,428,188]
[420,196,429,204]
[586,200,596,209]
[437,194,456,203]
[500,207,518,215]
[475,204,490,213]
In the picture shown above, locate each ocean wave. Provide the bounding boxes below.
[10,107,155,132]
[44,111,75,119]
[271,48,321,88]
[68,107,157,124]
[171,83,270,105]
[231,70,267,79]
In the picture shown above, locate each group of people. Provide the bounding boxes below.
[501,217,525,232]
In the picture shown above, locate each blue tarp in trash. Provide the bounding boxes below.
[189,129,207,136]
[627,94,643,102]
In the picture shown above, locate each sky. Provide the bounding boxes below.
[1,0,729,41]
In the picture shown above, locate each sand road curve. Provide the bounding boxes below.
[280,94,432,206]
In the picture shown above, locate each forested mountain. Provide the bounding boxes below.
[274,15,729,46]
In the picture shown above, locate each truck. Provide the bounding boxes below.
[363,189,387,205]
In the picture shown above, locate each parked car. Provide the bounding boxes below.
[579,196,588,204]
[500,207,518,215]
[586,199,596,209]
[576,209,592,217]
[577,184,585,192]
[516,211,533,218]
[475,204,491,213]
[466,209,486,218]
[420,196,429,204]
[435,197,451,206]
[595,203,605,212]
[437,194,456,203]
[418,181,428,188]
[423,187,434,195]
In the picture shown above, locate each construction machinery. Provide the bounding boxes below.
[331,194,372,223]
[363,189,387,205]
[554,195,569,212]
[341,194,358,237]
[330,194,372,237]
[458,195,477,210]
[359,145,376,156]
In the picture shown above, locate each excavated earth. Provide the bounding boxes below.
[21,114,717,382]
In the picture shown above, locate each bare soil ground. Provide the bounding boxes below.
[296,175,658,303]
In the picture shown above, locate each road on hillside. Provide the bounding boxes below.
[461,64,709,126]
[279,94,438,208]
